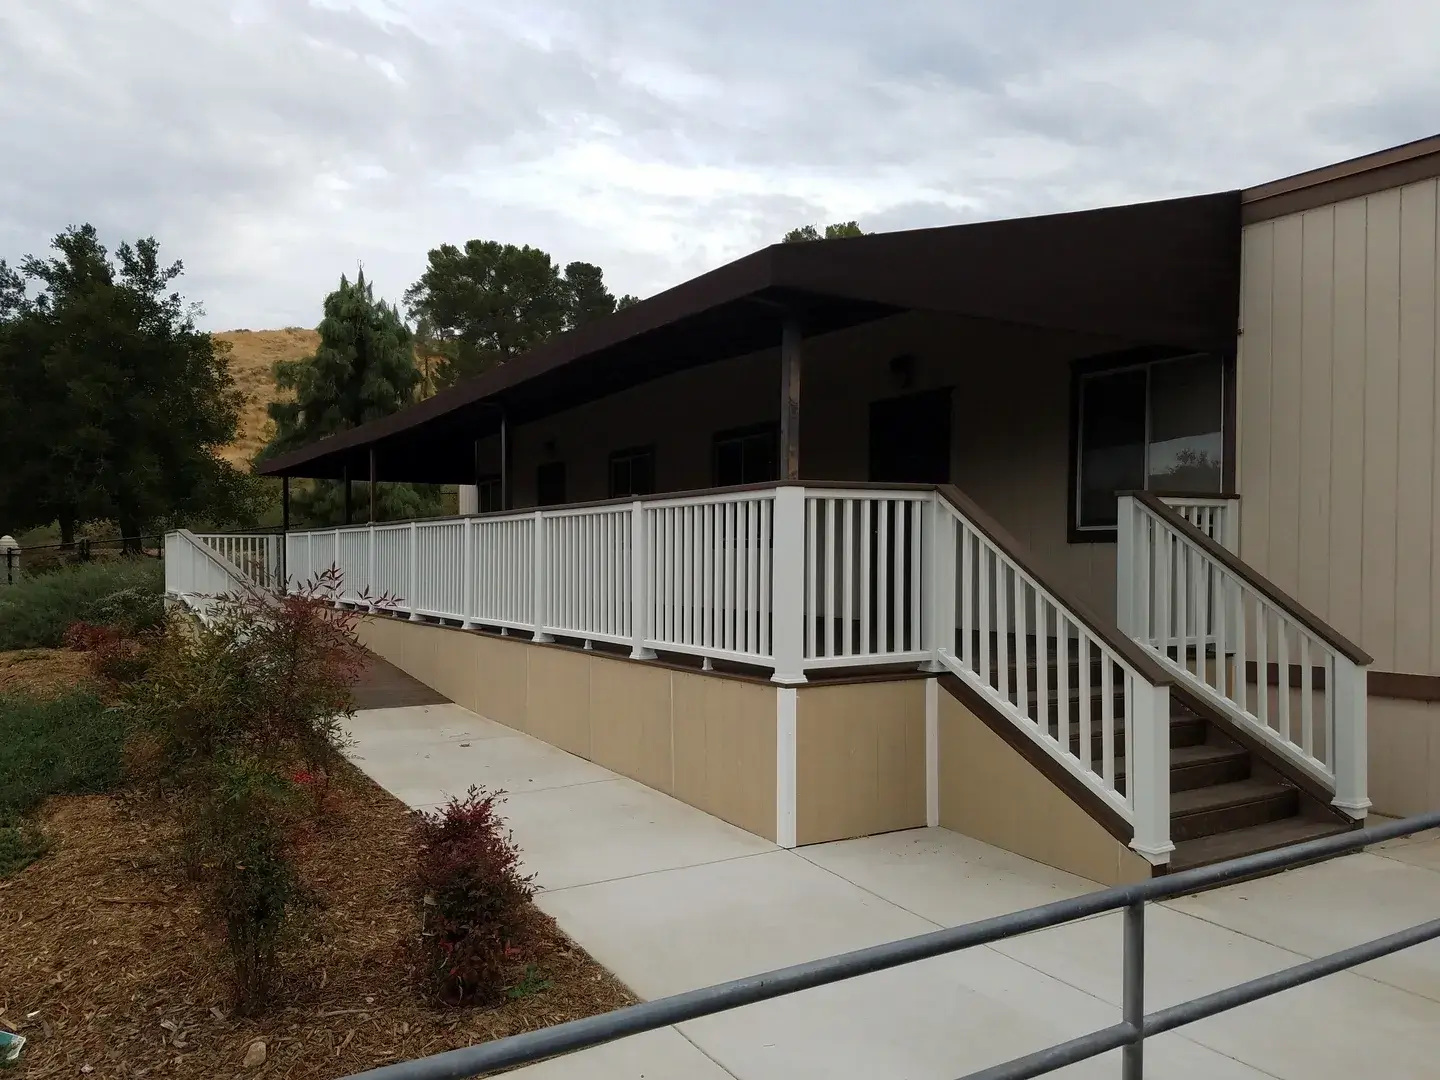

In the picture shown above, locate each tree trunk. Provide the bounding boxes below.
[119,515,143,555]
[58,511,76,549]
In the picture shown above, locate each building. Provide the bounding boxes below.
[171,134,1440,885]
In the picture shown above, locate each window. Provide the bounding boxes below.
[1073,353,1225,534]
[475,475,503,513]
[609,446,656,498]
[713,423,778,487]
[536,462,566,506]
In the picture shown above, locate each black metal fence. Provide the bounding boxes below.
[340,809,1440,1080]
[1,534,165,585]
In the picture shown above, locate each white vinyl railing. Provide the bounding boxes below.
[1117,494,1369,817]
[190,484,1182,862]
[1158,495,1239,554]
[195,532,282,590]
[930,495,1173,859]
[165,530,267,622]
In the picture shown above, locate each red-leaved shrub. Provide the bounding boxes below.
[411,786,536,1006]
[63,620,152,685]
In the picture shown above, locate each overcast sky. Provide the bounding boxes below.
[2,1,1435,331]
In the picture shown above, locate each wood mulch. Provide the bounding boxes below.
[0,766,636,1079]
[0,649,98,698]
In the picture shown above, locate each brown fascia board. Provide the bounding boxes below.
[256,244,780,477]
[1242,133,1440,224]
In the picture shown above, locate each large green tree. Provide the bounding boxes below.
[0,225,256,547]
[404,241,632,386]
[259,270,439,526]
[782,221,866,242]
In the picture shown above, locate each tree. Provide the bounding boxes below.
[259,270,439,526]
[782,221,866,243]
[0,225,254,547]
[404,241,629,386]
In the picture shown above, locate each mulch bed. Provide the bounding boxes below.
[0,766,636,1078]
[0,649,97,698]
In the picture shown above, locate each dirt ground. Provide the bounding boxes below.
[0,767,636,1079]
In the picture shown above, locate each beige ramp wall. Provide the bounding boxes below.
[936,690,1151,886]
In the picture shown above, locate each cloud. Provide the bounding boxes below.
[1,0,1435,330]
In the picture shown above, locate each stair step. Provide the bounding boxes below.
[1171,780,1298,841]
[1058,713,1208,757]
[1113,743,1250,786]
[1168,816,1355,874]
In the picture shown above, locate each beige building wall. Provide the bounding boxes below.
[475,309,1129,618]
[1238,178,1440,678]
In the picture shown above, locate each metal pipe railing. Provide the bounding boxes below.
[339,809,1440,1080]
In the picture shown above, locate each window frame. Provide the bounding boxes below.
[608,444,657,499]
[473,474,503,514]
[1067,347,1236,544]
[711,421,780,487]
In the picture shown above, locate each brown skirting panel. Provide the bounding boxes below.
[1368,671,1440,703]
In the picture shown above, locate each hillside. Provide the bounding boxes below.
[212,328,317,468]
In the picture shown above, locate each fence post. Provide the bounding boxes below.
[1128,680,1174,864]
[531,511,552,643]
[629,500,656,659]
[366,527,376,611]
[407,522,421,621]
[770,486,807,684]
[1331,659,1371,819]
[1116,495,1136,638]
[1122,901,1146,1080]
[921,493,956,671]
[461,517,476,629]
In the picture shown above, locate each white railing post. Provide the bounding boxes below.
[531,511,552,643]
[629,500,656,659]
[1116,495,1137,637]
[407,521,421,620]
[921,493,955,671]
[461,517,476,629]
[1331,659,1371,819]
[1128,680,1174,864]
[771,486,807,684]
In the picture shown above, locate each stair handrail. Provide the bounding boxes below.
[1124,491,1371,665]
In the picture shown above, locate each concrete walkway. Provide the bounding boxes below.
[348,702,1440,1080]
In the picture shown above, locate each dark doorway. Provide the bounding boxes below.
[869,388,952,483]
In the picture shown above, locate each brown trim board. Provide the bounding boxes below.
[1243,134,1440,224]
[1369,671,1440,703]
[937,671,1133,845]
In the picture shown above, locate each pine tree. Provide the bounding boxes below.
[259,271,440,525]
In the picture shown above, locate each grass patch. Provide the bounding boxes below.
[0,558,163,650]
[0,689,126,876]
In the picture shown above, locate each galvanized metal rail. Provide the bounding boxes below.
[341,810,1440,1080]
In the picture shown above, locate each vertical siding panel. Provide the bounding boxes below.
[1239,223,1275,571]
[1297,208,1335,620]
[1329,200,1369,649]
[1268,215,1306,594]
[1396,180,1437,673]
[1362,188,1403,671]
[1433,188,1440,674]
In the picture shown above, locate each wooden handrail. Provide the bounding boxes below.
[934,485,1176,688]
[1126,491,1372,665]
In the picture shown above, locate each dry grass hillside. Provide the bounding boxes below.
[213,328,318,468]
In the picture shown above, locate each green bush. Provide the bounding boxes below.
[0,558,163,649]
[0,689,126,876]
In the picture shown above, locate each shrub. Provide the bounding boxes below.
[411,786,536,1007]
[186,752,310,1013]
[0,559,163,650]
[82,584,165,635]
[0,689,126,876]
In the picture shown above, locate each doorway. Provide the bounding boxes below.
[869,387,952,484]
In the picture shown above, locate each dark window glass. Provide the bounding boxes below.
[476,477,502,513]
[536,462,566,506]
[1147,355,1223,493]
[1078,368,1147,528]
[1075,354,1225,531]
[713,424,778,486]
[609,447,656,498]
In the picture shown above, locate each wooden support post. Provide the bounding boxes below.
[368,447,377,523]
[280,476,290,589]
[500,409,511,510]
[780,317,802,481]
[343,465,352,526]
